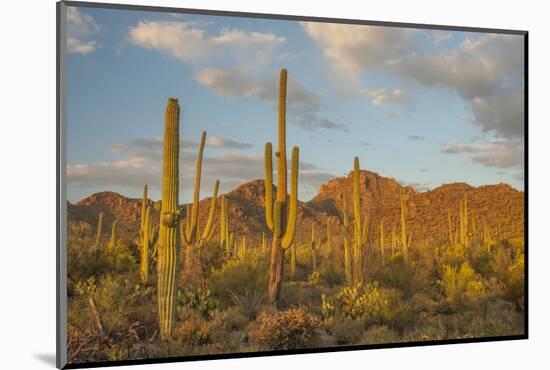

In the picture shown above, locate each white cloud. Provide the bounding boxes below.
[301,24,524,141]
[208,137,252,149]
[367,88,406,106]
[194,69,263,97]
[68,136,334,200]
[300,22,416,77]
[67,7,100,54]
[67,37,98,55]
[194,68,321,114]
[387,34,524,140]
[128,21,285,64]
[441,141,523,168]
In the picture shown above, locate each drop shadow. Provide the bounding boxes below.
[34,353,57,367]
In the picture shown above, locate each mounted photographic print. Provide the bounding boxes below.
[56,1,527,368]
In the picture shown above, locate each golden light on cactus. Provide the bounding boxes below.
[157,97,181,341]
[264,68,300,305]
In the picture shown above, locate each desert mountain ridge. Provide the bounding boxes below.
[68,170,524,247]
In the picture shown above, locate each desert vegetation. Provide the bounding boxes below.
[66,69,525,364]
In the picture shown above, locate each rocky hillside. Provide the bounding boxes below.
[67,170,525,248]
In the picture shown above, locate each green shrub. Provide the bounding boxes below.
[307,271,322,285]
[210,254,269,306]
[321,282,391,320]
[250,308,321,350]
[327,317,364,344]
[439,262,487,306]
[177,288,219,318]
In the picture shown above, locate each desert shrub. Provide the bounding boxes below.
[175,310,213,347]
[321,282,391,320]
[250,308,321,350]
[209,254,269,306]
[279,282,334,310]
[227,288,264,320]
[491,247,524,309]
[177,287,219,318]
[307,271,322,285]
[363,325,400,344]
[372,255,424,298]
[439,262,487,306]
[326,317,364,345]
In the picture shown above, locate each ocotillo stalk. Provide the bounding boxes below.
[341,194,353,286]
[95,212,103,250]
[290,242,296,278]
[109,220,117,251]
[264,69,299,306]
[157,97,180,341]
[380,221,385,265]
[400,189,408,261]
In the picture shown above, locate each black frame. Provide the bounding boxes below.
[56,1,529,368]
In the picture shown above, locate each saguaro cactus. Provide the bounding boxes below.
[109,220,117,251]
[310,223,319,272]
[140,184,148,243]
[141,206,158,283]
[290,241,296,278]
[264,69,300,305]
[400,189,409,261]
[157,97,181,340]
[181,131,219,248]
[340,194,353,286]
[380,221,385,265]
[352,157,368,285]
[327,217,335,274]
[95,212,103,250]
[219,194,231,253]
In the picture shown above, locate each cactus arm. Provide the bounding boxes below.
[276,69,288,203]
[264,142,274,231]
[282,147,299,249]
[200,179,219,242]
[187,130,206,243]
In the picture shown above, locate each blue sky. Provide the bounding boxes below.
[65,6,525,203]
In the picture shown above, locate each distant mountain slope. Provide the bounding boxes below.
[67,170,524,248]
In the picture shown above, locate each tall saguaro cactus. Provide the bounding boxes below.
[95,212,103,250]
[340,194,353,286]
[219,194,230,253]
[400,189,409,261]
[380,221,385,265]
[157,97,181,341]
[290,241,296,278]
[310,223,319,272]
[352,157,368,285]
[109,220,117,251]
[264,69,300,305]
